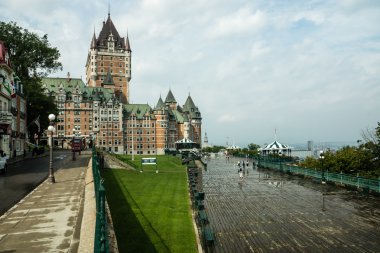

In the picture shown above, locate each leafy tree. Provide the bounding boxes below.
[248,143,260,151]
[202,145,226,153]
[0,21,61,140]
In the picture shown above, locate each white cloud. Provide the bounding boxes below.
[292,11,325,25]
[250,40,271,59]
[218,114,238,123]
[206,8,267,38]
[1,0,380,146]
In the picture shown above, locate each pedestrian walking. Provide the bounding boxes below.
[239,167,243,179]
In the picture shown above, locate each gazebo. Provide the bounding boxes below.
[175,137,200,152]
[259,140,292,156]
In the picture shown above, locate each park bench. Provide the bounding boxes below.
[203,225,214,246]
[198,210,209,225]
[191,186,197,195]
[195,192,205,201]
[196,200,204,210]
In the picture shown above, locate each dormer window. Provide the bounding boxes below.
[108,35,114,52]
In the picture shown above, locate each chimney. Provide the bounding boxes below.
[67,72,71,82]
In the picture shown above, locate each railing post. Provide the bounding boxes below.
[357,173,360,189]
[92,149,109,253]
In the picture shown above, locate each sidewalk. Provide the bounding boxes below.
[0,152,91,252]
[7,149,49,165]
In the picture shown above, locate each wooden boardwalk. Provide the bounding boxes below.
[202,157,380,253]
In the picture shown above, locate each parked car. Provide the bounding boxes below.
[0,152,9,174]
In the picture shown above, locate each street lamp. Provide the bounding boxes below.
[131,113,135,161]
[320,150,326,183]
[48,114,56,183]
[72,128,76,161]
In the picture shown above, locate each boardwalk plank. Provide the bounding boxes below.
[201,157,380,253]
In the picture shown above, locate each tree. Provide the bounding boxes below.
[248,143,260,151]
[0,21,62,139]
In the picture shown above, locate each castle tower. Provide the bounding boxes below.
[153,96,168,154]
[204,132,208,144]
[85,12,132,103]
[183,94,202,144]
[164,89,177,110]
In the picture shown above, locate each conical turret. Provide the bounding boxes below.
[90,31,97,49]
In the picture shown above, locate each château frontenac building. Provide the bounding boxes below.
[42,13,202,155]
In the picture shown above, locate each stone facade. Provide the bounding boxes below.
[0,41,27,157]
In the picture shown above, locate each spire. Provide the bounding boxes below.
[97,11,123,49]
[125,34,131,52]
[204,132,208,143]
[155,96,165,109]
[274,128,277,141]
[184,94,196,110]
[91,30,97,49]
[165,89,176,103]
[108,3,110,18]
[183,94,201,119]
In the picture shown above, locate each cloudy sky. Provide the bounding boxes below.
[1,0,380,147]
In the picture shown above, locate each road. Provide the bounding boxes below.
[202,156,380,253]
[0,150,78,216]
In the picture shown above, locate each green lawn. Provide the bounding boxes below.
[102,155,197,253]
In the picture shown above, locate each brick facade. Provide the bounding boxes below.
[42,13,202,155]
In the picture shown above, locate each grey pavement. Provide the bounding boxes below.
[202,157,380,253]
[0,151,91,253]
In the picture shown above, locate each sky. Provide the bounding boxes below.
[1,0,380,147]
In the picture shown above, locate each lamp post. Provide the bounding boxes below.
[72,128,76,161]
[48,114,56,183]
[131,113,135,161]
[320,150,326,184]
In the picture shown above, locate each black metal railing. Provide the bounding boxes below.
[92,147,109,253]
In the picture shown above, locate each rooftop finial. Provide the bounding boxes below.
[108,2,110,18]
[275,128,277,141]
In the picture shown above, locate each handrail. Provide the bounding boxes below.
[258,160,380,193]
[92,147,109,253]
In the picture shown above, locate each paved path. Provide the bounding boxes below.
[0,152,90,253]
[0,150,72,216]
[202,157,380,253]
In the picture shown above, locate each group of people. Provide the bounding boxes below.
[237,160,249,179]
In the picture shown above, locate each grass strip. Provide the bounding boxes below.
[102,155,197,253]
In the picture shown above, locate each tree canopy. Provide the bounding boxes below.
[0,21,61,139]
[300,122,380,178]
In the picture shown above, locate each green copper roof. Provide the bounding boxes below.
[165,89,176,103]
[41,77,114,102]
[103,71,114,85]
[183,95,201,119]
[123,104,155,120]
[155,96,165,109]
[171,110,186,123]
